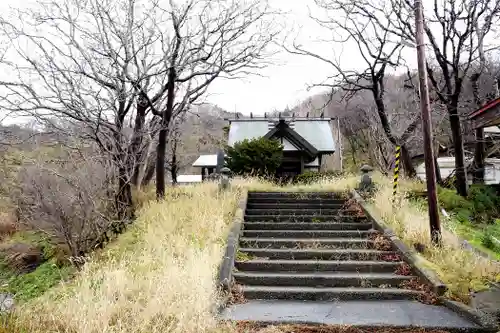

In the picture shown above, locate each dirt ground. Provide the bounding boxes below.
[232,322,453,333]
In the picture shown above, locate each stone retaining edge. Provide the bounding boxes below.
[350,190,447,296]
[439,298,499,332]
[216,190,248,314]
[218,190,248,291]
[351,190,498,331]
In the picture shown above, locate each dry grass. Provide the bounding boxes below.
[5,182,242,333]
[4,174,499,333]
[232,173,364,192]
[367,180,500,302]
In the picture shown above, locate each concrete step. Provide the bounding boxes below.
[239,237,373,249]
[221,300,482,330]
[248,192,346,199]
[244,215,368,222]
[245,208,360,216]
[240,285,423,301]
[233,272,414,288]
[235,259,405,273]
[243,222,372,231]
[241,230,377,238]
[246,202,345,210]
[238,248,396,261]
[247,198,346,205]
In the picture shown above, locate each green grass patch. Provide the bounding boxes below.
[0,230,75,302]
[446,219,500,260]
[0,260,75,302]
[406,184,500,257]
[235,250,253,262]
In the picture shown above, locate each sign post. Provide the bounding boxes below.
[393,145,401,200]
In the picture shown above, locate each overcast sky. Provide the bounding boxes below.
[0,0,423,118]
[205,1,337,115]
[205,0,419,115]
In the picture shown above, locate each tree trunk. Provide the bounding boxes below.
[448,103,468,196]
[401,144,416,178]
[170,139,178,184]
[156,127,168,198]
[345,136,358,167]
[134,135,155,188]
[434,155,442,185]
[473,128,485,183]
[471,73,485,184]
[141,158,156,187]
[116,165,133,221]
[155,67,176,199]
[129,96,148,186]
[171,161,178,185]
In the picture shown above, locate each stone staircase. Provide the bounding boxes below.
[222,191,488,331]
[234,191,420,301]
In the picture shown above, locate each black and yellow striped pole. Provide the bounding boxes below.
[393,145,401,199]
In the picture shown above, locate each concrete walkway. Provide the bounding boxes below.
[222,299,479,329]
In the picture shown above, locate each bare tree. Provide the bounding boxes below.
[379,0,500,195]
[165,112,187,185]
[135,0,279,199]
[287,0,420,177]
[0,0,170,218]
[0,0,279,205]
[15,149,117,259]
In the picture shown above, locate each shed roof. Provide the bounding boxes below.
[192,154,218,167]
[227,118,335,152]
[172,175,202,183]
[469,97,500,119]
[468,97,500,128]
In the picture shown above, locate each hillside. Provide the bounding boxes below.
[174,104,235,174]
[276,70,500,174]
[0,105,236,178]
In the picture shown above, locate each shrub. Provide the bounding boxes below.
[225,137,283,177]
[437,185,500,224]
[13,154,118,259]
[294,170,344,184]
[480,224,500,251]
[468,185,500,221]
[455,209,473,224]
[437,187,473,212]
[480,232,495,250]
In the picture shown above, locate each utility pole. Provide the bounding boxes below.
[415,0,441,244]
[337,117,343,172]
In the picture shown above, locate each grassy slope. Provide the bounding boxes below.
[404,185,500,260]
[2,175,500,333]
[5,183,241,333]
[449,221,500,260]
[367,180,500,301]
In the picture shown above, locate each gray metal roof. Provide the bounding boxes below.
[228,121,269,145]
[227,118,335,152]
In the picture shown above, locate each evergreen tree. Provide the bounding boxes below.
[225,138,283,177]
